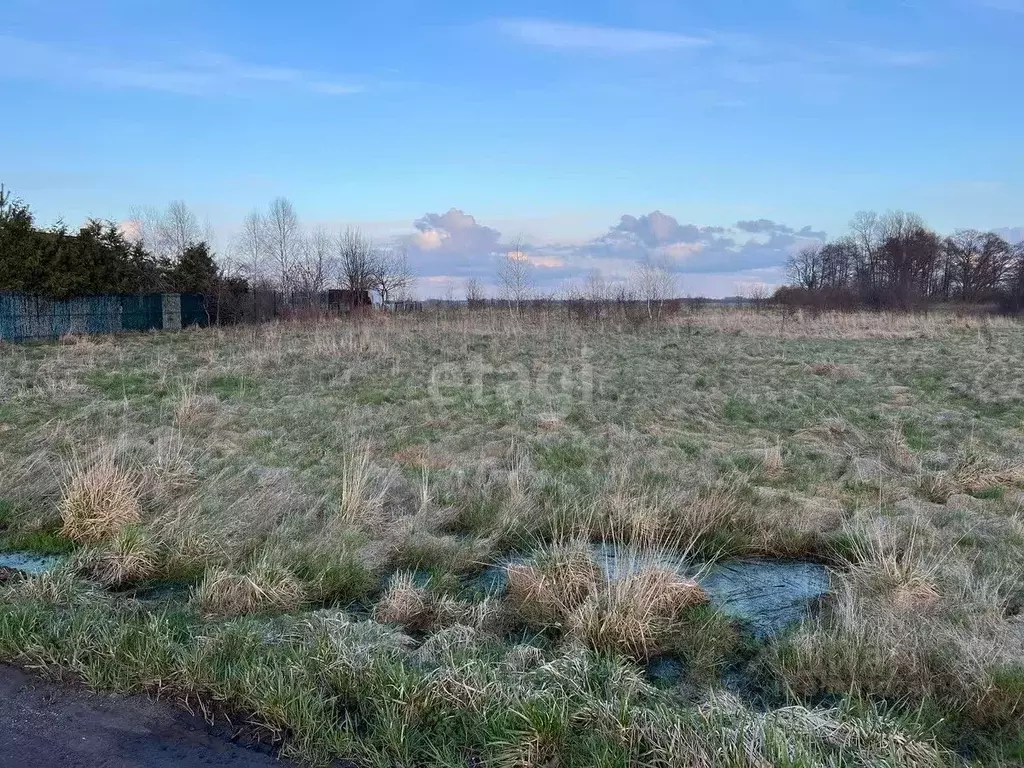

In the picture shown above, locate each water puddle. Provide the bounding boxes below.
[475,548,829,640]
[700,559,828,639]
[0,551,63,576]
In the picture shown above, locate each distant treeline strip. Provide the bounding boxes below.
[779,211,1024,312]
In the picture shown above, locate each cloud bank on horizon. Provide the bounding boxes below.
[398,208,827,298]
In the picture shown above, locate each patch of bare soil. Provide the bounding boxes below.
[0,664,289,768]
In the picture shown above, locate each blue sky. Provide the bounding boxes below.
[1,0,1022,296]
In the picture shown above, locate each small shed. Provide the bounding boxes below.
[327,289,372,312]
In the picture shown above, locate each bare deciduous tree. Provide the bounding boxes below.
[337,227,377,294]
[632,256,677,318]
[266,197,300,290]
[296,227,334,294]
[234,209,267,288]
[744,282,770,310]
[162,200,205,260]
[127,201,205,262]
[498,237,534,314]
[787,244,822,290]
[373,246,414,304]
[464,277,485,308]
[945,230,1014,301]
[584,268,609,304]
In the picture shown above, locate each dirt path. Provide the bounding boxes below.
[0,664,288,767]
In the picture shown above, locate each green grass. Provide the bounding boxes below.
[0,308,1022,765]
[0,527,76,555]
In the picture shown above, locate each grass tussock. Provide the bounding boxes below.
[506,538,708,659]
[373,571,435,631]
[373,572,510,635]
[59,456,142,543]
[3,566,102,607]
[809,362,860,380]
[769,516,1024,733]
[506,539,600,628]
[336,447,389,528]
[193,559,306,617]
[75,526,158,587]
[568,561,708,659]
[761,440,784,479]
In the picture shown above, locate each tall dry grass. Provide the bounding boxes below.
[59,455,142,542]
[193,558,306,617]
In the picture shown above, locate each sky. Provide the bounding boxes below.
[1,0,1022,297]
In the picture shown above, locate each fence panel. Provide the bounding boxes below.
[180,293,208,327]
[0,291,208,342]
[119,294,164,332]
[0,289,368,342]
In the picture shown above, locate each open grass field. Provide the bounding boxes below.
[2,307,1024,766]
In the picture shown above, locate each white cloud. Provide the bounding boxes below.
[412,229,447,250]
[495,18,710,54]
[0,35,362,97]
[399,207,827,298]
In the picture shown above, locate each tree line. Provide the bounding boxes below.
[780,210,1024,312]
[0,186,414,305]
[0,186,221,300]
[6,184,1021,316]
[225,198,413,302]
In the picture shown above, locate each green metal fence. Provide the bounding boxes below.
[0,292,207,342]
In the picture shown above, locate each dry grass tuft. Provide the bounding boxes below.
[59,456,142,542]
[950,451,1024,495]
[883,426,919,474]
[172,379,219,429]
[76,526,158,587]
[337,447,388,528]
[762,440,784,479]
[892,581,941,613]
[505,540,600,627]
[505,537,707,659]
[373,571,435,630]
[846,519,942,604]
[568,561,707,659]
[918,447,1024,501]
[809,362,860,380]
[145,431,197,500]
[193,559,306,617]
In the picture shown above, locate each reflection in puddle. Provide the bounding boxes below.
[0,551,63,575]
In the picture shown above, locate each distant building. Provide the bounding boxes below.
[327,289,372,311]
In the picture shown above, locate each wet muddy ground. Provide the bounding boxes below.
[0,665,288,768]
